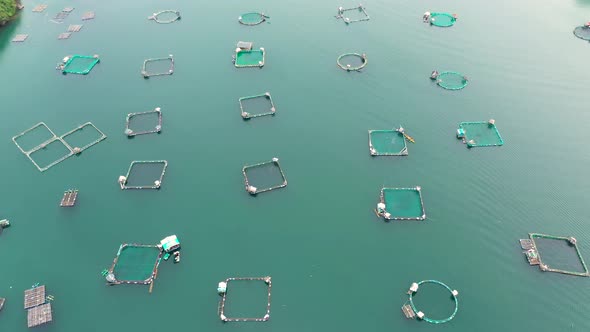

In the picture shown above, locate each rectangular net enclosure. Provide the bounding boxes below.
[234,48,265,68]
[368,130,408,156]
[60,122,108,153]
[119,160,168,190]
[106,244,163,285]
[242,158,287,195]
[335,5,370,24]
[27,138,73,171]
[217,277,272,322]
[239,92,276,119]
[58,55,100,75]
[520,233,589,277]
[12,34,28,42]
[376,187,426,221]
[12,122,57,154]
[125,108,162,137]
[456,120,504,148]
[142,55,174,78]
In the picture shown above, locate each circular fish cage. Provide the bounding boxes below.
[429,13,457,27]
[435,71,468,90]
[573,25,590,41]
[408,280,459,324]
[239,12,268,26]
[148,10,181,24]
[337,53,367,71]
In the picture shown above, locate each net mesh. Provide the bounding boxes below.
[223,280,270,318]
[239,93,276,119]
[112,245,162,282]
[381,187,425,220]
[369,130,408,156]
[243,159,287,194]
[149,10,181,24]
[126,109,162,136]
[28,139,72,170]
[436,71,467,90]
[124,161,168,189]
[239,12,268,25]
[573,26,590,41]
[235,50,265,67]
[430,13,456,27]
[459,122,503,147]
[142,56,174,77]
[534,237,586,273]
[63,55,99,75]
[337,53,367,71]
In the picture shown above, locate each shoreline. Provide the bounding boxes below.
[0,0,23,27]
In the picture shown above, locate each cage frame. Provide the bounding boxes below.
[522,233,590,277]
[242,158,287,195]
[218,276,272,322]
[61,55,100,75]
[142,55,175,78]
[368,130,408,156]
[378,187,426,221]
[234,49,265,68]
[125,107,163,136]
[119,160,169,190]
[335,5,370,24]
[458,121,504,148]
[239,92,276,119]
[337,53,367,71]
[106,243,164,285]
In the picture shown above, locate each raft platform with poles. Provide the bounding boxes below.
[142,55,174,78]
[24,285,53,328]
[81,11,95,20]
[242,158,287,195]
[519,233,590,277]
[217,276,272,322]
[335,4,370,24]
[60,189,79,207]
[402,280,459,324]
[125,107,163,136]
[32,4,48,13]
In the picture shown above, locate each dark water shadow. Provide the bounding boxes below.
[0,14,23,54]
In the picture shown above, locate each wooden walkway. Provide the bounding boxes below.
[82,11,95,20]
[12,34,28,43]
[68,25,83,32]
[60,190,78,207]
[402,304,416,319]
[520,239,535,250]
[24,285,45,309]
[27,303,52,328]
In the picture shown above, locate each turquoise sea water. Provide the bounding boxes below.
[1,0,590,331]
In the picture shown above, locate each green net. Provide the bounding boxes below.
[573,26,590,41]
[435,71,467,90]
[378,187,425,220]
[239,93,276,119]
[235,49,265,68]
[526,233,589,277]
[429,13,456,27]
[61,55,100,75]
[457,121,504,148]
[110,244,163,284]
[243,158,287,195]
[239,12,269,25]
[369,130,408,156]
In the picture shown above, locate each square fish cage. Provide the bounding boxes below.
[125,108,162,137]
[217,277,272,322]
[12,122,58,154]
[119,160,168,190]
[234,48,265,68]
[106,244,163,285]
[60,122,107,153]
[60,55,100,75]
[368,130,408,156]
[142,55,174,78]
[520,233,590,277]
[239,93,276,119]
[377,187,426,221]
[336,5,370,24]
[242,158,287,195]
[457,121,504,148]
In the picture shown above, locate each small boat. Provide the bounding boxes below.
[0,297,5,311]
[173,251,180,263]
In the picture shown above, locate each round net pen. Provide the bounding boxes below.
[242,158,287,195]
[519,233,590,277]
[125,107,163,136]
[217,277,272,322]
[57,55,100,75]
[148,10,181,24]
[239,12,269,26]
[337,53,367,71]
[423,12,457,27]
[430,70,468,90]
[142,55,174,78]
[376,187,426,221]
[456,120,504,148]
[573,24,590,41]
[105,243,164,290]
[402,280,459,324]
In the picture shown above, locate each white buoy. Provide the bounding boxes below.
[272,157,279,162]
[241,112,249,118]
[155,107,161,112]
[264,276,271,284]
[154,180,161,188]
[73,147,81,154]
[118,176,126,184]
[125,128,133,136]
[155,125,162,131]
[384,212,391,219]
[217,281,227,294]
[263,314,270,321]
[452,290,459,296]
[416,186,421,191]
[235,48,241,53]
[416,311,425,320]
[247,185,257,194]
[270,107,276,113]
[220,314,227,321]
[410,282,419,293]
[488,119,495,125]
[370,147,376,155]
[377,202,386,211]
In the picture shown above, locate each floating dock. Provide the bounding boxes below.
[60,189,78,207]
[27,303,52,328]
[24,285,45,309]
[82,11,95,20]
[32,4,48,13]
[12,34,29,43]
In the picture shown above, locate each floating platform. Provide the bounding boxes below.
[24,285,45,309]
[62,7,74,13]
[60,189,78,207]
[401,304,415,319]
[242,158,287,195]
[32,4,48,13]
[335,5,370,24]
[239,92,276,119]
[520,233,589,277]
[57,32,71,40]
[67,24,83,32]
[27,303,52,328]
[82,11,95,20]
[218,277,272,322]
[12,34,29,43]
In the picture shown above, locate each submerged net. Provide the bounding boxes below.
[121,160,168,189]
[379,187,425,220]
[148,10,181,24]
[239,93,276,119]
[429,13,456,27]
[110,244,163,284]
[337,53,367,71]
[235,49,265,67]
[61,55,100,75]
[239,12,269,25]
[369,130,408,156]
[528,233,589,277]
[436,71,467,90]
[125,108,162,136]
[458,122,503,147]
[243,158,287,195]
[573,26,590,41]
[142,56,174,78]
